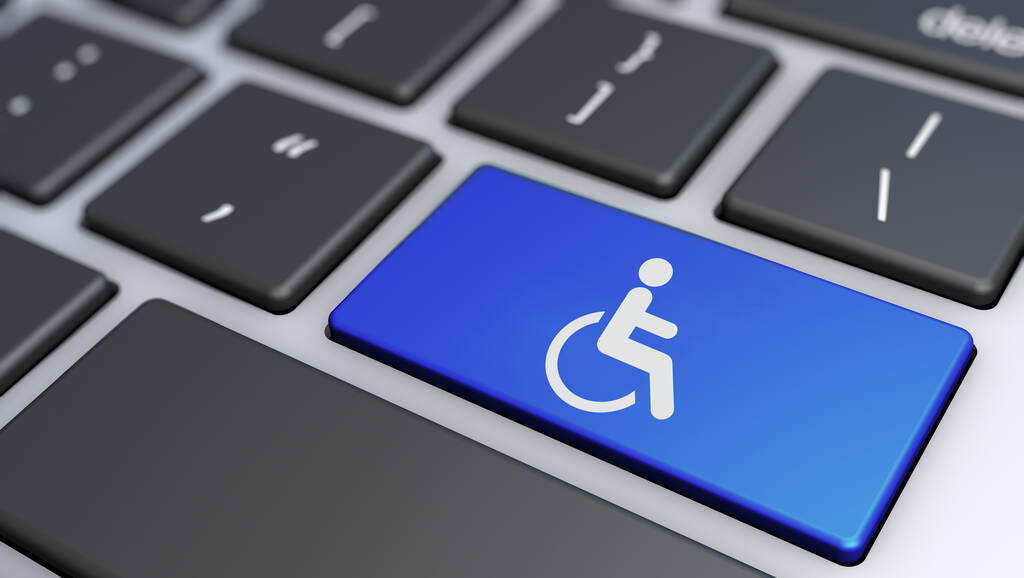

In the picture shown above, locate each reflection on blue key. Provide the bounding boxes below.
[328,166,973,565]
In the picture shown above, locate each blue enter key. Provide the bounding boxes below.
[328,166,974,565]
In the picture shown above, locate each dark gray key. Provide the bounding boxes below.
[0,300,770,578]
[0,18,201,204]
[727,0,1024,95]
[721,70,1024,308]
[452,5,775,198]
[85,84,438,313]
[231,0,514,104]
[0,230,114,394]
[109,0,223,26]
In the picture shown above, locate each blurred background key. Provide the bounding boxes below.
[0,230,115,394]
[231,0,514,104]
[108,0,224,27]
[726,0,1024,95]
[0,17,201,204]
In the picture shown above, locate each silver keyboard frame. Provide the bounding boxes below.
[1,0,1021,576]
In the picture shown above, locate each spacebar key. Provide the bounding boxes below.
[329,166,974,565]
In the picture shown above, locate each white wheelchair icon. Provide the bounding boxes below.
[545,258,678,420]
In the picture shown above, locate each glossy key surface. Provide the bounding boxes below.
[329,166,974,565]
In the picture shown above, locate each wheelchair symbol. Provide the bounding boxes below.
[545,258,678,420]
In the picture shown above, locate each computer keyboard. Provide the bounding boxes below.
[231,0,514,104]
[0,230,114,392]
[0,300,768,578]
[84,83,439,312]
[328,166,974,564]
[720,69,1024,308]
[0,0,1021,577]
[0,16,200,203]
[726,0,1024,95]
[108,0,223,27]
[451,3,776,196]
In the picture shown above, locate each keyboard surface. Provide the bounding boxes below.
[1,0,1022,577]
[0,300,768,578]
[329,166,974,564]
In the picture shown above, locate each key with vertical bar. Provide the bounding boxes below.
[721,70,1024,307]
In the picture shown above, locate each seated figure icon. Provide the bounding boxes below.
[545,258,678,420]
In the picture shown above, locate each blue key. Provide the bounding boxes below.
[328,166,974,565]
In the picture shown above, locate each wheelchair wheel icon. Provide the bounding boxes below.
[544,258,678,420]
[545,311,637,414]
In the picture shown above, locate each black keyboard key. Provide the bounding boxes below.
[109,0,223,26]
[452,5,775,198]
[0,18,201,204]
[0,300,770,578]
[721,70,1024,308]
[727,0,1024,95]
[0,230,115,393]
[231,0,514,104]
[85,84,439,313]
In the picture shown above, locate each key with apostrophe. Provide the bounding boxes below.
[0,17,201,204]
[108,0,224,26]
[0,300,770,578]
[329,166,974,564]
[0,230,115,394]
[721,70,1024,308]
[726,0,1024,96]
[85,84,439,313]
[452,4,775,197]
[231,0,514,104]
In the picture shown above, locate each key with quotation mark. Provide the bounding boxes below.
[453,4,774,197]
[721,70,1024,307]
[200,203,234,223]
[232,0,513,104]
[0,17,200,204]
[86,85,439,313]
[328,166,973,564]
[271,133,320,158]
